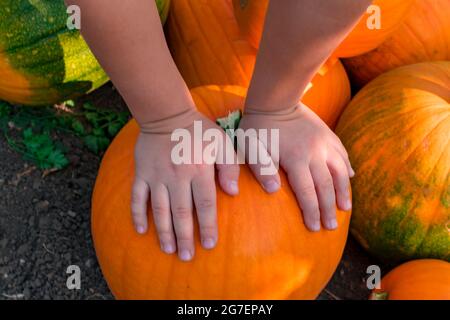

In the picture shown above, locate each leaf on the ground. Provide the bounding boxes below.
[83,135,110,154]
[71,119,85,135]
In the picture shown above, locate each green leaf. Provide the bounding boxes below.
[23,127,33,140]
[83,135,110,154]
[92,127,105,137]
[0,101,11,118]
[83,102,96,111]
[71,119,85,135]
[47,149,70,169]
[85,112,100,124]
[20,130,69,170]
[216,110,242,131]
[107,122,123,137]
[64,100,75,108]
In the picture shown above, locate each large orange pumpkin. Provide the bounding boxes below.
[344,0,450,87]
[232,0,414,58]
[166,0,350,128]
[336,61,450,262]
[92,85,351,299]
[370,259,450,300]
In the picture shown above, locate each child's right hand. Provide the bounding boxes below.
[131,109,239,261]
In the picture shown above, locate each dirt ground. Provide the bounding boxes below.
[0,84,382,300]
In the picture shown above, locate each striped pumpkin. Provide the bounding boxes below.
[0,0,169,106]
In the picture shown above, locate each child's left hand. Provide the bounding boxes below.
[238,104,354,232]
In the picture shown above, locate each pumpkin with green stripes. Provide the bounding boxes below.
[336,61,450,262]
[0,0,170,106]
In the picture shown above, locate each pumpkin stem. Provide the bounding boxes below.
[369,291,389,300]
[216,110,242,148]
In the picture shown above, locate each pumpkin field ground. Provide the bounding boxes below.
[0,83,382,300]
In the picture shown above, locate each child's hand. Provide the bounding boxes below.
[238,104,354,232]
[132,110,239,261]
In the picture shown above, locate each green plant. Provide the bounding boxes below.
[0,99,130,171]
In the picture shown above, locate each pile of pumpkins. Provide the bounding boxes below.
[2,0,448,300]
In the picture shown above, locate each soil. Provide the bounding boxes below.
[0,83,383,300]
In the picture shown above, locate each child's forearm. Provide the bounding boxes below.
[65,0,194,125]
[245,0,372,112]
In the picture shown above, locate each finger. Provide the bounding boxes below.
[150,183,176,254]
[332,141,355,177]
[310,161,337,230]
[216,133,240,195]
[131,177,150,234]
[216,163,240,196]
[169,182,195,261]
[238,132,280,193]
[327,155,352,212]
[192,170,218,249]
[284,162,321,232]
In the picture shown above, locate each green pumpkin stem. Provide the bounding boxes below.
[370,291,389,300]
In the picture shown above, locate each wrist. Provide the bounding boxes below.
[137,107,199,134]
[244,103,300,117]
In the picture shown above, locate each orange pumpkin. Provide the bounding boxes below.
[166,0,257,88]
[231,0,268,50]
[92,85,351,299]
[370,259,450,300]
[232,0,414,58]
[336,61,450,262]
[302,59,350,129]
[344,0,450,87]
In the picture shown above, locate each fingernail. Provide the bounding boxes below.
[162,243,175,254]
[179,249,192,261]
[310,221,321,232]
[327,218,338,230]
[228,181,239,195]
[136,226,145,234]
[202,238,216,249]
[263,180,280,193]
[350,168,356,177]
[345,199,352,211]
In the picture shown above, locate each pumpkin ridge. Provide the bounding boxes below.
[169,8,204,86]
[414,169,450,258]
[208,0,249,80]
[399,111,450,169]
[395,135,449,256]
[173,0,231,85]
[186,1,235,84]
[364,110,449,208]
[344,106,448,176]
[337,85,448,135]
